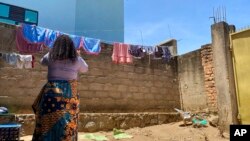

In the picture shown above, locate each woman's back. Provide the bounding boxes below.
[41,53,88,80]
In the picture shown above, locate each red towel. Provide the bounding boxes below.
[112,42,133,64]
[16,27,44,54]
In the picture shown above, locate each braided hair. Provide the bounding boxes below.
[49,34,77,62]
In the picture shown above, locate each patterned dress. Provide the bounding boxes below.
[32,80,79,141]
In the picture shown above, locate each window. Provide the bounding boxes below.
[0,2,38,25]
[0,4,9,17]
[25,10,38,24]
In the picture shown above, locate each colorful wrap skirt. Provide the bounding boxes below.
[32,80,79,141]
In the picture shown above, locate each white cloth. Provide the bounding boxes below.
[143,46,155,55]
[16,55,33,69]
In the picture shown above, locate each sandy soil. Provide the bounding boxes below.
[20,121,229,141]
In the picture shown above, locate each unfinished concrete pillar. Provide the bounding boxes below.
[211,22,239,133]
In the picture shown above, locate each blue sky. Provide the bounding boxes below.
[124,0,250,55]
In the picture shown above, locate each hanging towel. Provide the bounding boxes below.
[112,42,133,64]
[16,27,44,53]
[82,37,101,55]
[68,34,82,49]
[21,23,82,49]
[16,54,33,69]
[44,29,59,48]
[22,23,46,43]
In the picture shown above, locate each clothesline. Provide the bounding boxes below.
[1,23,173,67]
[2,23,172,49]
[20,23,173,49]
[23,23,172,63]
[0,23,174,71]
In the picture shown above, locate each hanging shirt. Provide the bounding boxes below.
[162,46,172,62]
[129,45,145,59]
[41,53,88,80]
[153,46,163,60]
[16,55,33,69]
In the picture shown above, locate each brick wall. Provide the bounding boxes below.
[0,23,180,114]
[201,44,217,112]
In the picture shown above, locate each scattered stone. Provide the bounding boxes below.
[120,122,128,129]
[208,115,219,127]
[158,115,166,124]
[85,121,97,132]
[150,119,158,124]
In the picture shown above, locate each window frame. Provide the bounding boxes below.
[0,2,38,25]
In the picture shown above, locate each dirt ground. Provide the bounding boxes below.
[20,121,229,141]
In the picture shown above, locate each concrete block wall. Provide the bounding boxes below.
[11,113,181,135]
[79,45,180,113]
[178,50,207,112]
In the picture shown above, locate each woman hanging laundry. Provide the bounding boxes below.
[32,35,88,141]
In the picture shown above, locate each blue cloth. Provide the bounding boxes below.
[82,37,101,54]
[44,30,59,48]
[22,24,82,49]
[0,123,21,128]
[42,113,71,141]
[21,24,101,54]
[45,32,81,49]
[68,34,82,49]
[22,24,46,43]
[0,107,8,114]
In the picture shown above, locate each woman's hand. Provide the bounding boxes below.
[77,49,81,56]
